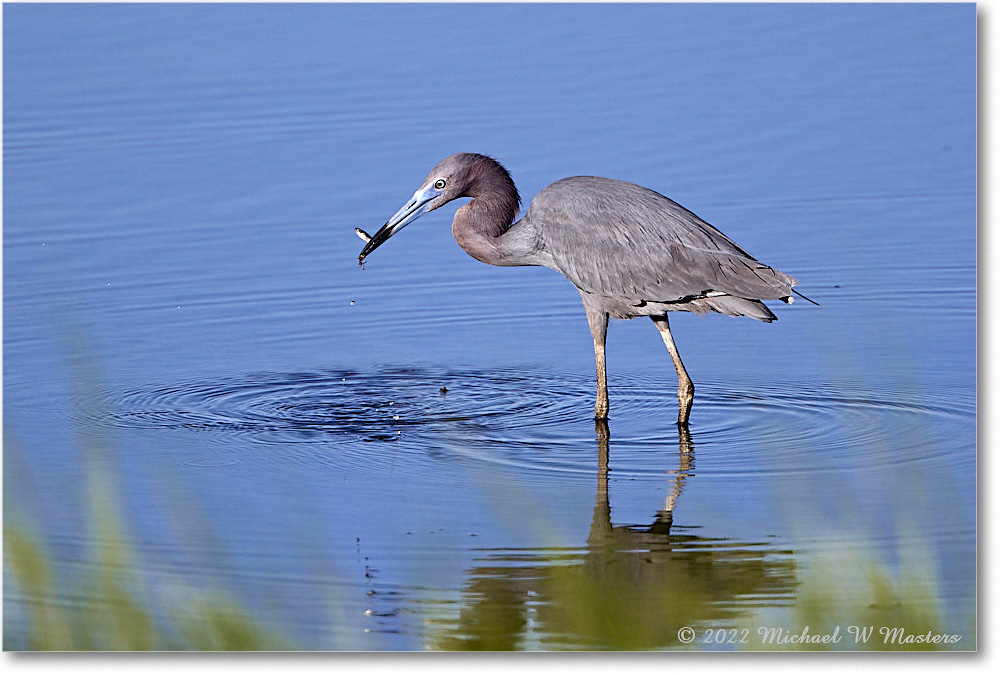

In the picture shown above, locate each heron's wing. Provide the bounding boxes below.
[529,177,797,303]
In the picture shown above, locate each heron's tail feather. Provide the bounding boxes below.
[791,288,820,306]
[698,296,778,323]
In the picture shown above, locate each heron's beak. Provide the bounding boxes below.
[359,182,441,263]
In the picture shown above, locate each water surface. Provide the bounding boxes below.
[3,3,976,650]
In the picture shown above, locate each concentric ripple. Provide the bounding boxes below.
[607,374,975,477]
[83,366,591,445]
[78,366,975,482]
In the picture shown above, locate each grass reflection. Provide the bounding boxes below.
[5,412,973,651]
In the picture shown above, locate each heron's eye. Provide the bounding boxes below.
[434,179,447,190]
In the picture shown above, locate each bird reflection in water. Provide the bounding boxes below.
[429,422,797,650]
[589,419,692,545]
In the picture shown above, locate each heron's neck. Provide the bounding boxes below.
[453,194,522,266]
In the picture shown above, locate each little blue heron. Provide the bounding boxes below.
[358,153,810,425]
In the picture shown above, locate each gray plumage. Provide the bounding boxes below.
[523,176,796,322]
[358,153,806,425]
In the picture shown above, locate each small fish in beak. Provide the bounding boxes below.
[358,182,444,264]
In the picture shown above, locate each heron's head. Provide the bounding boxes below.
[358,153,518,263]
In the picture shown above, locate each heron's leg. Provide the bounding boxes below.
[652,316,694,426]
[586,308,610,420]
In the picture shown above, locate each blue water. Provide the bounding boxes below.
[3,3,976,650]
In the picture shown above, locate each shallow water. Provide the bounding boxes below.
[3,3,976,650]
